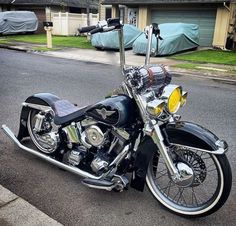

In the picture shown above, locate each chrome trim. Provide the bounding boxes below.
[81,181,116,191]
[145,25,153,66]
[62,123,80,144]
[109,145,130,167]
[170,142,227,155]
[1,124,103,180]
[146,99,165,117]
[161,84,182,114]
[80,131,92,149]
[22,102,52,112]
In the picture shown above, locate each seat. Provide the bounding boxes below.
[51,99,89,125]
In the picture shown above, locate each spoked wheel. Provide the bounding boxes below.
[27,109,59,154]
[146,147,232,217]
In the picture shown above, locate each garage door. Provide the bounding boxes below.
[151,9,216,46]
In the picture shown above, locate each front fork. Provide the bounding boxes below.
[144,120,180,181]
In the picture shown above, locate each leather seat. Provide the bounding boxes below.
[51,99,89,125]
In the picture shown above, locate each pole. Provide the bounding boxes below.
[118,27,126,72]
[145,25,153,66]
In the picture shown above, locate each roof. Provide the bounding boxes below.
[102,0,230,5]
[0,0,98,8]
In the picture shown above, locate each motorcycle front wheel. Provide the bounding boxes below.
[146,147,232,217]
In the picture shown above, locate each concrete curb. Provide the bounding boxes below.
[0,44,28,52]
[171,70,236,85]
[0,185,62,226]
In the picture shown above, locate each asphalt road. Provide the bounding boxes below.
[0,49,235,226]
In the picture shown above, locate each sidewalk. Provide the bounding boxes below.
[1,42,236,84]
[0,185,62,226]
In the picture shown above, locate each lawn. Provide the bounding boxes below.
[0,34,94,49]
[171,50,236,66]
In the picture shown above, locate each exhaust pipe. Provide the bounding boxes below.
[1,124,102,180]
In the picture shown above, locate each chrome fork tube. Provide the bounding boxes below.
[118,27,126,71]
[145,25,153,66]
[144,121,179,178]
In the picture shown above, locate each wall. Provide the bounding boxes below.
[52,12,99,36]
[213,7,230,48]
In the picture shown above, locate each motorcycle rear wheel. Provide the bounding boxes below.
[146,148,232,217]
[27,109,58,154]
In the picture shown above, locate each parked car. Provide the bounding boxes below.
[0,11,38,35]
[133,23,199,56]
[91,24,142,50]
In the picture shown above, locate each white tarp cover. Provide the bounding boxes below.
[0,11,38,34]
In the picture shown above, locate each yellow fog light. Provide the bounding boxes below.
[181,91,188,107]
[146,99,165,117]
[162,85,182,114]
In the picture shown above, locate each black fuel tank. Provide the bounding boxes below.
[86,95,135,127]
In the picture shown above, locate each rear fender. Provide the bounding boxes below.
[17,93,60,141]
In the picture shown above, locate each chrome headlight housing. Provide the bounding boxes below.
[146,99,165,117]
[180,91,188,107]
[161,84,182,114]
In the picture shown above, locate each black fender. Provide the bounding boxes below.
[130,121,227,192]
[17,93,60,141]
[164,121,227,151]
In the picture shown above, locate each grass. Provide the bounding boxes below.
[0,39,11,45]
[171,50,236,66]
[1,34,94,49]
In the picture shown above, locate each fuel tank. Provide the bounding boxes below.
[86,95,135,127]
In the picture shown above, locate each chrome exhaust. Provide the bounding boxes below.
[1,124,102,180]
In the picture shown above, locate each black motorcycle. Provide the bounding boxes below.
[2,18,232,217]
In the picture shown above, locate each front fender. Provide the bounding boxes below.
[17,93,60,141]
[165,121,228,153]
[130,121,228,192]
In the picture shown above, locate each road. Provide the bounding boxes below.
[0,49,235,226]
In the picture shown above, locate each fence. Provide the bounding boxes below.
[52,12,99,36]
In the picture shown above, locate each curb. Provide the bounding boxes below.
[0,185,62,226]
[0,44,28,52]
[171,70,236,85]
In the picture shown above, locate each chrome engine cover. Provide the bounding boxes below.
[85,125,105,147]
[36,131,59,151]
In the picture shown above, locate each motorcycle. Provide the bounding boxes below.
[2,18,232,217]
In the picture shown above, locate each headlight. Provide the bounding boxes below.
[162,85,182,114]
[181,91,188,107]
[146,99,165,117]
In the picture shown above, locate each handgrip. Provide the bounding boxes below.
[89,27,103,35]
[78,25,96,33]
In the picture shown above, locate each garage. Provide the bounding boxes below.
[151,9,217,46]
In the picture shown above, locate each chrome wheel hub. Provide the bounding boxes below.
[175,162,194,187]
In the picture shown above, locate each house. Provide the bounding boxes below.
[101,0,236,48]
[0,0,98,33]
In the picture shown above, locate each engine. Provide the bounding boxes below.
[65,119,130,175]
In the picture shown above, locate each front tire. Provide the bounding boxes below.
[146,150,232,217]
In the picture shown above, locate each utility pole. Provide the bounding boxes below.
[86,0,90,26]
